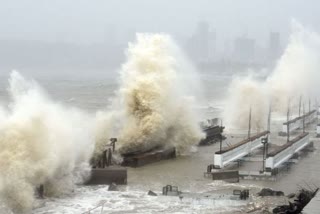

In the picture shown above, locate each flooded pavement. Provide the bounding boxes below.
[32,125,320,213]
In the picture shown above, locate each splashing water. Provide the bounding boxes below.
[0,71,94,213]
[0,33,203,212]
[224,21,320,130]
[95,33,204,156]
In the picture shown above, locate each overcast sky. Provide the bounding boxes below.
[0,0,319,45]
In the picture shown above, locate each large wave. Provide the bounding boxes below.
[95,33,204,156]
[0,71,94,213]
[224,21,320,130]
[0,33,204,212]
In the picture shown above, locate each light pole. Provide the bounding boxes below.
[218,118,223,153]
[261,137,268,172]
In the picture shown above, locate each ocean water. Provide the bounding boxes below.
[0,69,319,213]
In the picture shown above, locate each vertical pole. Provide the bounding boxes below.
[219,119,222,153]
[309,98,311,113]
[248,107,252,139]
[299,95,302,117]
[107,148,112,167]
[303,103,305,133]
[102,150,107,168]
[267,104,271,133]
[287,102,290,143]
[266,104,271,157]
[262,141,265,172]
[261,137,267,172]
[265,138,269,160]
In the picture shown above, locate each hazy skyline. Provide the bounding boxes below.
[0,0,319,45]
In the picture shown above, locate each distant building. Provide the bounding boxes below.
[268,32,281,61]
[208,30,216,61]
[185,21,216,63]
[233,36,255,63]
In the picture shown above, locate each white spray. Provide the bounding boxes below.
[0,71,94,213]
[95,33,204,156]
[224,21,320,130]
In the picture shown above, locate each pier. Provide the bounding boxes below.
[265,132,310,172]
[281,110,317,134]
[213,131,269,169]
[86,138,128,185]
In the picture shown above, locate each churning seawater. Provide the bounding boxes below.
[0,69,318,214]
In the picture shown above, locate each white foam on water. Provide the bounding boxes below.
[223,21,320,130]
[32,185,251,214]
[0,71,95,213]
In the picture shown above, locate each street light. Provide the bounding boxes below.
[261,137,268,172]
[217,118,223,153]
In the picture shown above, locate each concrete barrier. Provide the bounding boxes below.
[214,131,269,169]
[266,133,309,170]
[122,147,176,167]
[211,170,239,183]
[85,167,127,185]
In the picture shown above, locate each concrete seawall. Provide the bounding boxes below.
[85,167,127,185]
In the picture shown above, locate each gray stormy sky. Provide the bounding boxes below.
[0,0,319,45]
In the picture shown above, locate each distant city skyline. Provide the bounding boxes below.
[0,0,319,45]
[1,0,318,71]
[0,21,284,71]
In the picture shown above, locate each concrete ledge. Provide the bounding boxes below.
[85,167,127,185]
[210,170,239,183]
[122,147,176,167]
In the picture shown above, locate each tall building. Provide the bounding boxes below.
[233,36,255,63]
[186,21,216,63]
[268,32,281,61]
[208,30,216,61]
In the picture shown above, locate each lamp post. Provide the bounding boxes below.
[218,118,223,153]
[261,137,268,172]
